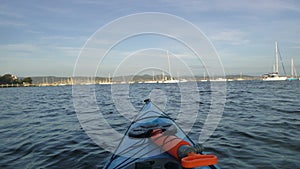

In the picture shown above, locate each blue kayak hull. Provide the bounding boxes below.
[104,99,220,169]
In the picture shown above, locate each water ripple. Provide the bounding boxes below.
[0,81,300,168]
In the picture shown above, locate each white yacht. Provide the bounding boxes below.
[262,41,287,81]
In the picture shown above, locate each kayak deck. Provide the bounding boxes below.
[104,99,220,169]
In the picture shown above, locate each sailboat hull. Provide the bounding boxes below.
[287,77,298,81]
[262,76,287,81]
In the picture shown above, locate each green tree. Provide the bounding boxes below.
[22,77,32,84]
[0,74,15,84]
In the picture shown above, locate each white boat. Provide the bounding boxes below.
[262,41,287,81]
[163,79,180,83]
[287,58,299,81]
[144,80,158,84]
[200,79,208,82]
[236,72,244,81]
[99,74,112,84]
[200,72,208,82]
[179,79,188,83]
[262,74,287,81]
[162,51,179,83]
[210,78,227,82]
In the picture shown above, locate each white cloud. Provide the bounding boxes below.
[0,5,24,18]
[163,0,300,13]
[0,44,38,53]
[210,29,250,45]
[0,20,27,27]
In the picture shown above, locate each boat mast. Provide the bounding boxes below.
[167,51,173,80]
[291,58,294,77]
[275,41,279,74]
[152,71,155,81]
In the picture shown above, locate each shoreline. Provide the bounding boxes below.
[1,78,299,88]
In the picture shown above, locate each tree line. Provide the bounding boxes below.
[0,74,32,85]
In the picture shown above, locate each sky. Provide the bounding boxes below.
[0,0,300,77]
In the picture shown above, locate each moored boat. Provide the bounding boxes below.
[287,58,299,81]
[262,41,287,81]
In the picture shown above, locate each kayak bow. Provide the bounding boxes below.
[104,99,220,169]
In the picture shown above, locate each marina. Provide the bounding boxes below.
[1,73,300,88]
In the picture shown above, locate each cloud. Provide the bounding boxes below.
[33,3,74,16]
[0,44,38,54]
[0,4,24,18]
[73,0,112,5]
[0,43,80,59]
[210,29,250,45]
[163,0,300,13]
[0,20,27,27]
[40,35,87,42]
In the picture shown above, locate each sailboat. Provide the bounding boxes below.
[163,51,179,83]
[236,72,244,81]
[99,74,112,84]
[145,71,158,83]
[262,41,287,81]
[287,58,299,81]
[200,72,208,82]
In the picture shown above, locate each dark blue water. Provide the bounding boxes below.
[1,81,299,169]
